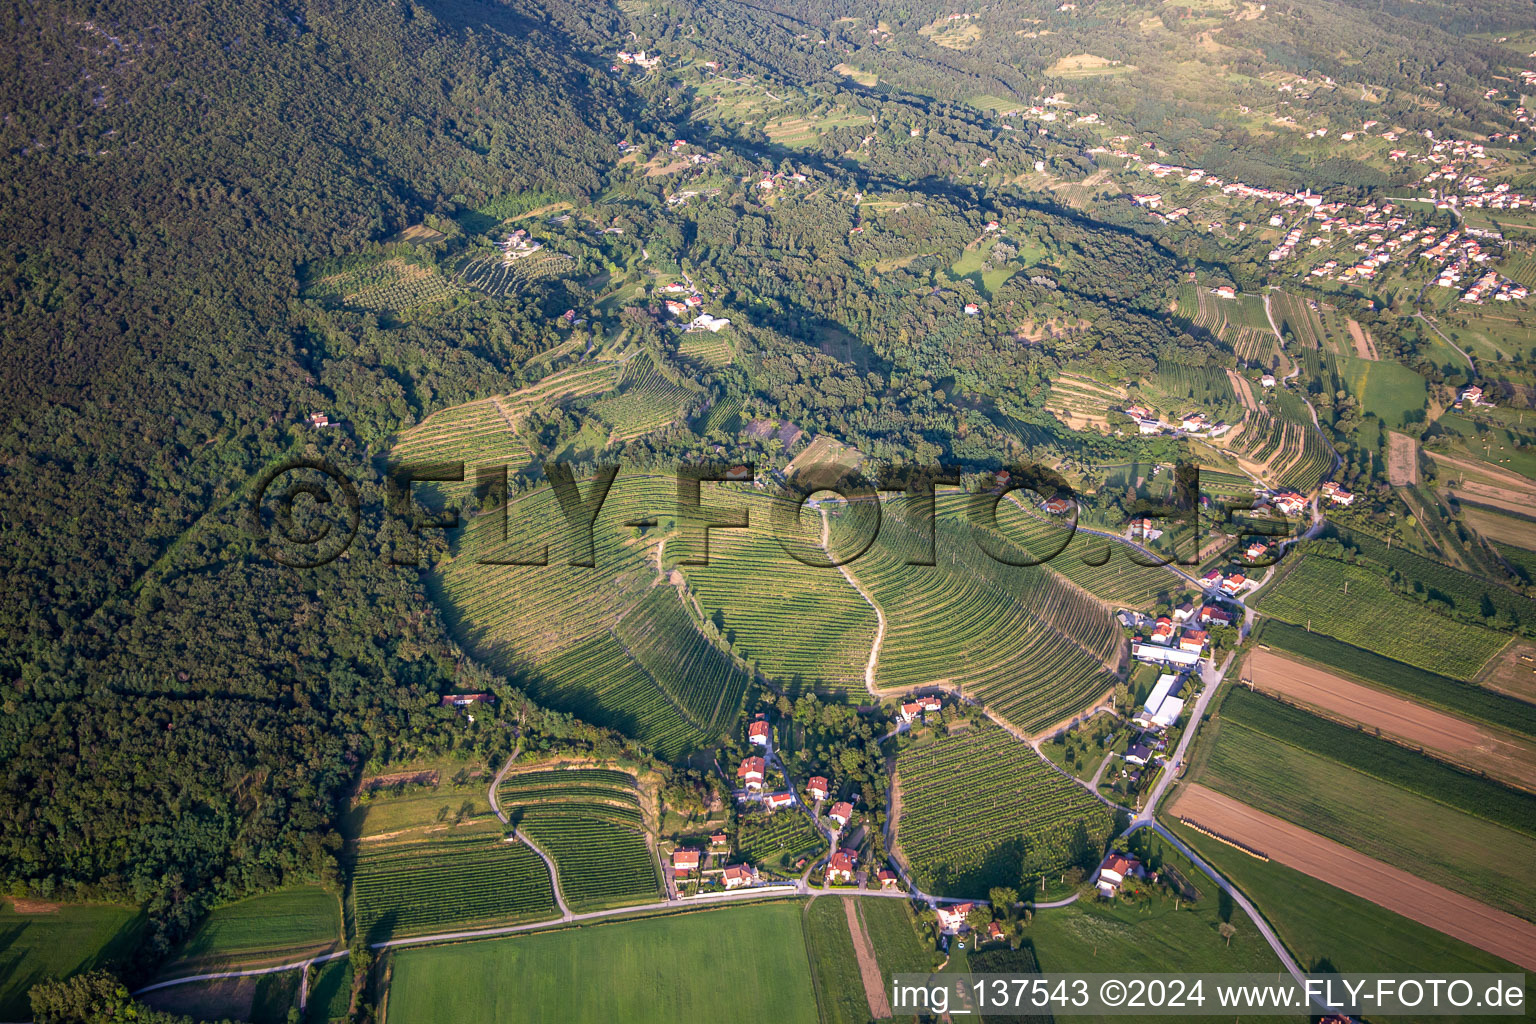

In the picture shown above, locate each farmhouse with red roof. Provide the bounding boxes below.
[736,756,765,789]
[806,776,829,801]
[722,864,758,889]
[748,719,771,745]
[672,849,701,872]
[828,801,854,827]
[827,849,857,883]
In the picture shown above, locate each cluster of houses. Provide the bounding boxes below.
[1122,403,1231,438]
[656,283,732,333]
[898,696,944,723]
[1454,269,1528,304]
[612,49,661,70]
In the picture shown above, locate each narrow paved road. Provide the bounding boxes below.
[134,950,350,996]
[515,828,572,920]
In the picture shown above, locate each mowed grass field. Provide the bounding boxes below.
[1198,701,1536,921]
[0,901,146,1019]
[159,886,341,973]
[384,902,819,1023]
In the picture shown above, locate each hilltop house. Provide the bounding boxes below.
[829,801,854,827]
[899,696,943,723]
[440,693,494,708]
[736,756,766,790]
[672,849,701,872]
[1460,384,1485,406]
[806,776,829,801]
[828,849,857,883]
[1270,490,1309,516]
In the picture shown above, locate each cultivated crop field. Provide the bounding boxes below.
[384,901,819,1023]
[501,767,662,910]
[352,831,557,941]
[0,901,145,1019]
[894,722,1114,896]
[582,352,702,439]
[1169,785,1536,971]
[1257,620,1536,736]
[1198,709,1536,922]
[457,250,573,298]
[1255,555,1508,678]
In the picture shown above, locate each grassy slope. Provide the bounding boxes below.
[383,903,819,1023]
[0,901,146,1019]
[160,886,342,972]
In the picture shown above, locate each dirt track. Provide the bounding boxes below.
[1385,431,1418,486]
[1170,784,1536,970]
[1475,641,1536,703]
[1346,318,1378,360]
[845,898,893,1019]
[1247,649,1536,791]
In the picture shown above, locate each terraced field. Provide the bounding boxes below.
[846,498,1125,732]
[1255,555,1509,679]
[682,493,879,696]
[1045,372,1126,431]
[390,361,621,491]
[458,250,574,297]
[1218,390,1334,489]
[994,508,1183,607]
[894,722,1115,896]
[501,767,662,910]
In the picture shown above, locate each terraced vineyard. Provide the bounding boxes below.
[352,831,557,941]
[437,474,746,759]
[1045,372,1126,431]
[894,722,1115,896]
[390,361,622,495]
[614,586,752,736]
[678,330,734,367]
[682,492,879,696]
[1255,555,1509,679]
[501,767,662,911]
[458,250,573,297]
[1139,364,1241,422]
[304,256,464,317]
[1187,288,1280,367]
[994,509,1182,607]
[1219,390,1334,490]
[583,353,702,438]
[846,498,1126,732]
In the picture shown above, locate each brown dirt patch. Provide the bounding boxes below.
[356,770,439,794]
[846,898,893,1018]
[1474,641,1536,703]
[1169,784,1536,970]
[1227,369,1258,413]
[1385,431,1419,486]
[1345,318,1378,360]
[9,898,62,913]
[1247,649,1536,791]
